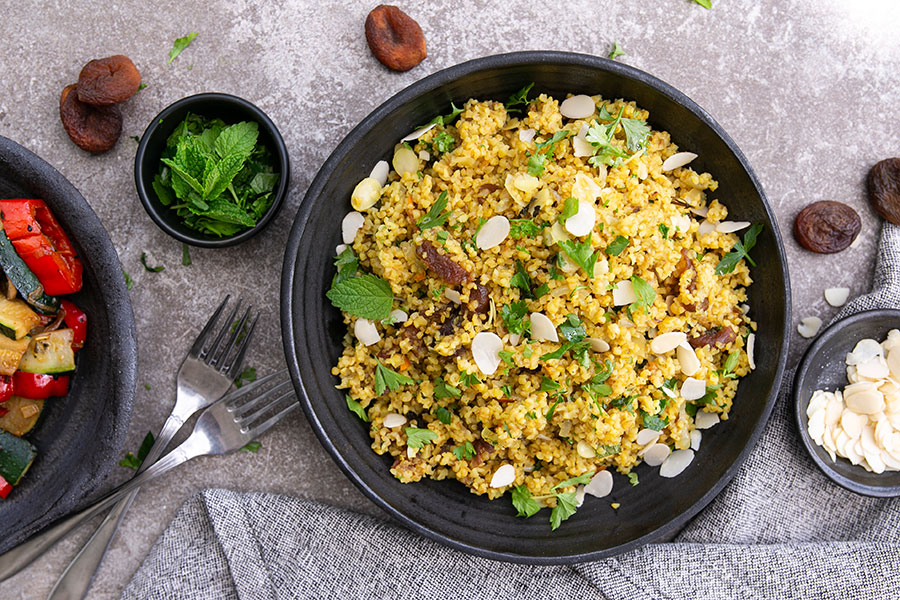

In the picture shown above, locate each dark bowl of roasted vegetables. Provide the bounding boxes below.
[134,92,290,248]
[0,135,136,552]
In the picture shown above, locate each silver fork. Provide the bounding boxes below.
[0,296,256,586]
[0,369,296,580]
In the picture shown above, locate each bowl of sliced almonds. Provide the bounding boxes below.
[794,309,900,497]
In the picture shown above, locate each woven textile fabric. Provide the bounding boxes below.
[124,224,900,600]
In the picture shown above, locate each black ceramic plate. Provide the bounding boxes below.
[281,51,791,563]
[794,309,900,497]
[0,136,137,552]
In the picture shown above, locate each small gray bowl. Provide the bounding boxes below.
[794,308,900,497]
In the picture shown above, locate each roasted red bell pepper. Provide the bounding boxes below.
[60,300,87,350]
[0,474,12,499]
[0,199,83,295]
[0,375,13,403]
[13,372,69,399]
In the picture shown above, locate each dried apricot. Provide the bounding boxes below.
[793,200,860,253]
[59,84,122,153]
[867,158,900,226]
[365,5,426,72]
[76,55,141,106]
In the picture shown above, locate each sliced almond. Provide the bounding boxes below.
[641,443,671,466]
[476,215,510,250]
[824,287,850,307]
[612,280,637,306]
[564,200,596,237]
[351,177,383,211]
[576,440,595,458]
[676,343,701,376]
[698,220,717,235]
[383,413,407,428]
[519,128,536,143]
[670,214,691,234]
[694,411,720,429]
[388,309,408,324]
[444,288,461,304]
[354,318,381,346]
[650,331,687,354]
[662,152,698,172]
[490,464,516,488]
[335,243,348,255]
[857,358,890,380]
[341,211,365,244]
[680,376,707,401]
[659,449,695,477]
[588,337,610,352]
[690,205,709,218]
[559,95,595,119]
[573,134,594,157]
[472,332,503,375]
[888,348,900,381]
[747,333,756,370]
[848,339,883,365]
[715,221,751,234]
[392,146,419,176]
[530,313,559,343]
[690,429,702,451]
[797,316,822,339]
[400,123,436,142]
[636,428,661,446]
[369,160,390,186]
[584,470,613,498]
[846,389,886,415]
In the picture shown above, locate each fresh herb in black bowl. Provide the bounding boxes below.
[134,93,289,247]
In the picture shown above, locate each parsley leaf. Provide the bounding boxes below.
[509,260,537,298]
[528,130,571,177]
[715,223,763,275]
[627,472,639,486]
[432,130,455,154]
[119,431,155,470]
[640,410,668,432]
[621,117,651,152]
[346,395,369,422]
[405,427,437,449]
[558,197,579,225]
[557,235,600,277]
[694,0,712,8]
[168,32,198,64]
[453,442,475,460]
[374,361,414,395]
[550,492,578,530]
[427,102,464,127]
[434,377,462,400]
[500,301,531,336]
[558,313,586,342]
[182,243,192,266]
[608,41,625,60]
[595,444,621,459]
[509,219,547,239]
[545,396,565,421]
[234,367,257,388]
[434,406,453,425]
[417,190,452,230]
[552,471,595,490]
[539,376,562,393]
[505,82,535,114]
[140,252,165,273]
[630,275,656,312]
[512,485,542,518]
[605,235,629,256]
[658,223,669,239]
[460,371,481,387]
[239,441,262,453]
[123,269,134,290]
[326,274,394,320]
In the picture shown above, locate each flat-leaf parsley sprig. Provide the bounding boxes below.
[714,223,763,275]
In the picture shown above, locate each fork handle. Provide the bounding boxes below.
[0,437,207,582]
[45,412,188,599]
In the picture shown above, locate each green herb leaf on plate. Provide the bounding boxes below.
[551,471,595,490]
[511,485,542,518]
[405,427,437,449]
[239,441,262,453]
[453,441,475,460]
[326,274,394,320]
[605,235,629,256]
[628,472,639,486]
[715,223,763,275]
[168,32,198,64]
[550,492,578,530]
[433,377,461,400]
[417,191,452,230]
[630,275,656,312]
[374,360,415,395]
[434,406,453,425]
[557,235,600,277]
[608,41,625,60]
[119,431,155,470]
[346,395,369,422]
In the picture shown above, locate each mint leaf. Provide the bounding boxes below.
[203,154,246,201]
[234,367,257,388]
[333,247,359,284]
[426,102,464,127]
[346,395,369,422]
[214,121,259,161]
[374,360,414,395]
[605,235,629,256]
[595,444,621,459]
[168,32,198,64]
[326,274,394,320]
[512,485,542,518]
[452,442,475,460]
[405,427,437,449]
[641,410,668,432]
[539,376,562,393]
[558,313,586,342]
[550,492,578,530]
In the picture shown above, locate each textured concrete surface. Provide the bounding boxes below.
[1,0,898,597]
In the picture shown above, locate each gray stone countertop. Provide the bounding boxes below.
[2,0,898,597]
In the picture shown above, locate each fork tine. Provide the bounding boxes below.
[209,305,250,367]
[241,395,298,439]
[187,295,231,359]
[201,299,242,362]
[231,379,293,419]
[222,313,259,378]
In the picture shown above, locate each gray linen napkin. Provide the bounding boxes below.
[124,225,900,600]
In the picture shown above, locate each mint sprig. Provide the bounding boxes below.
[326,274,393,320]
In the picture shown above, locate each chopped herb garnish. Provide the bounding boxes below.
[693,0,712,8]
[168,32,198,64]
[460,371,481,387]
[558,313,586,342]
[346,395,369,422]
[552,471,595,490]
[452,442,476,460]
[426,102,465,127]
[119,431,155,470]
[608,394,636,412]
[434,406,453,425]
[550,492,578,530]
[627,472,639,486]
[239,441,262,453]
[500,300,531,336]
[630,275,656,312]
[505,82,535,114]
[434,377,462,400]
[432,131,455,154]
[509,260,536,298]
[545,396,564,421]
[539,376,562,393]
[234,367,257,388]
[640,409,668,432]
[658,223,669,239]
[558,197,579,225]
[511,485,542,518]
[585,105,650,166]
[498,350,515,367]
[557,235,600,277]
[417,190,453,230]
[608,41,625,60]
[595,444,621,459]
[526,411,538,420]
[528,130,571,177]
[605,235,629,256]
[720,351,740,378]
[123,269,134,290]
[714,223,763,275]
[405,427,437,449]
[332,247,359,284]
[182,243,192,266]
[509,218,548,239]
[374,361,415,395]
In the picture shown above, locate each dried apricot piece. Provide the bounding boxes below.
[867,158,900,226]
[59,84,122,153]
[365,5,427,72]
[76,55,141,106]
[793,200,860,253]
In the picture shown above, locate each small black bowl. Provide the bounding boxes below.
[794,309,900,497]
[282,51,791,563]
[134,93,290,248]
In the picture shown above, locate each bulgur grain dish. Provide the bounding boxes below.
[328,87,760,528]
